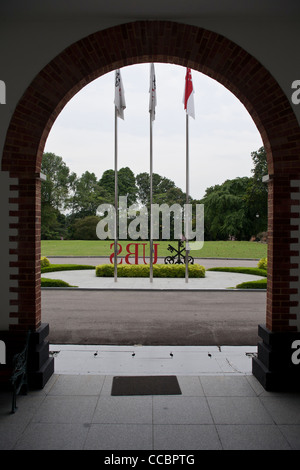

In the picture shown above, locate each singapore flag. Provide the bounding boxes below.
[183,67,195,119]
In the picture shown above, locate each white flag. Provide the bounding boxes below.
[114,69,126,120]
[183,68,195,119]
[149,63,157,121]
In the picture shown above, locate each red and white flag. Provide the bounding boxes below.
[149,63,157,121]
[183,68,195,119]
[114,69,126,120]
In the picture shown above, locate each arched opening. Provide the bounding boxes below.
[2,21,300,389]
[41,62,265,347]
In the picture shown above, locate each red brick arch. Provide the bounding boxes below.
[2,20,300,339]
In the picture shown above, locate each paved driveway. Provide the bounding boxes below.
[42,289,266,346]
[42,257,266,346]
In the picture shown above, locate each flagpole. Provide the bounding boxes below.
[183,67,194,284]
[150,113,153,283]
[113,69,126,282]
[114,105,118,283]
[185,112,189,283]
[149,63,156,283]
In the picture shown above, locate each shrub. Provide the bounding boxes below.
[41,264,94,273]
[257,257,267,270]
[207,266,267,277]
[41,278,75,287]
[95,263,205,278]
[41,256,50,268]
[257,231,268,243]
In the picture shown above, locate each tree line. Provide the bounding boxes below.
[41,146,268,241]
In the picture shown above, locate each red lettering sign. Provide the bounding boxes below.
[109,242,123,264]
[124,243,139,265]
[110,243,160,264]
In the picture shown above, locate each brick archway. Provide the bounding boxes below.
[2,21,300,389]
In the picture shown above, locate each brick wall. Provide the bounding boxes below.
[1,20,300,334]
[289,180,300,331]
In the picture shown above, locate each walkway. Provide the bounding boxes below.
[44,257,265,290]
[1,345,300,450]
[2,257,296,450]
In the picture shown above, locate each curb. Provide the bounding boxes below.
[41,287,266,292]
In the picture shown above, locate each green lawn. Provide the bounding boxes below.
[41,240,267,259]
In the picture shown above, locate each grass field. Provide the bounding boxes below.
[41,240,267,259]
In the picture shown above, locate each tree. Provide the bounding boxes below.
[200,177,253,240]
[69,171,113,218]
[245,146,268,234]
[118,167,138,205]
[136,172,176,205]
[41,205,62,239]
[41,152,76,239]
[99,167,138,205]
[153,186,187,206]
[71,216,101,240]
[41,152,76,211]
[200,147,268,241]
[136,173,188,240]
[98,169,115,195]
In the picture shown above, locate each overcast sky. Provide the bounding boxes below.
[44,62,263,200]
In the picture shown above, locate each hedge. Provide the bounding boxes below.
[41,264,95,273]
[95,263,205,278]
[41,278,76,287]
[207,266,267,277]
[235,279,267,289]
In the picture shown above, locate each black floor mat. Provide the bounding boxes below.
[111,375,182,396]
